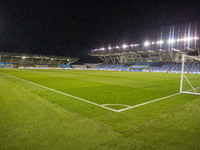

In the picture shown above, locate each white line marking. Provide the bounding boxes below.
[101,104,131,107]
[117,93,181,112]
[1,73,118,112]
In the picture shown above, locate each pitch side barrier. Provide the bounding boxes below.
[14,67,200,74]
[18,67,72,69]
[92,68,200,74]
[143,70,200,74]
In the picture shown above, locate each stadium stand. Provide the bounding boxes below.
[171,62,200,72]
[93,63,130,70]
[57,64,71,68]
[0,53,79,69]
[0,62,4,68]
[93,62,200,73]
[148,62,175,71]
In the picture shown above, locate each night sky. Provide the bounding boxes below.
[0,0,200,62]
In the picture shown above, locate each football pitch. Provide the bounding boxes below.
[1,69,200,149]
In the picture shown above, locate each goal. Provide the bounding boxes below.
[180,54,200,95]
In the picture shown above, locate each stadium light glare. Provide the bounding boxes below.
[99,48,105,51]
[22,56,26,59]
[168,39,175,43]
[194,36,199,40]
[134,44,140,47]
[144,41,150,47]
[156,40,163,44]
[185,37,193,41]
[122,44,128,49]
[183,37,188,41]
[152,42,155,44]
[116,46,119,49]
[108,46,112,50]
[189,37,194,40]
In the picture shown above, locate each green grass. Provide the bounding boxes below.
[0,68,200,149]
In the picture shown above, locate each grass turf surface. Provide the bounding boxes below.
[0,69,200,149]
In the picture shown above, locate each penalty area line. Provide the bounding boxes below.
[1,72,118,112]
[117,93,181,112]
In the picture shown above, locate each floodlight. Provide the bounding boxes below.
[108,46,112,50]
[134,44,140,47]
[152,42,155,44]
[144,41,150,47]
[99,48,105,50]
[189,37,193,41]
[159,40,164,44]
[183,38,188,41]
[116,46,119,49]
[122,44,128,49]
[185,37,193,41]
[168,39,175,43]
[194,36,199,40]
[22,56,26,59]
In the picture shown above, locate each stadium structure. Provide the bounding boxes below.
[89,36,200,73]
[0,53,79,69]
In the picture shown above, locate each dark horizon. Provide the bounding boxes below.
[0,0,200,62]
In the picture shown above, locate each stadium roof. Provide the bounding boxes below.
[0,52,79,60]
[0,52,79,65]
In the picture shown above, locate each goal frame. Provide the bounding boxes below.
[180,54,200,95]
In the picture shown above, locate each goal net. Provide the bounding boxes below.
[180,54,200,95]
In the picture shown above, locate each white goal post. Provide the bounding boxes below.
[180,54,200,95]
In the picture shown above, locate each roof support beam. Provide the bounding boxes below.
[115,55,120,63]
[21,58,24,64]
[10,56,13,63]
[67,59,78,65]
[159,53,162,62]
[31,58,34,64]
[104,55,109,63]
[130,54,135,63]
[48,59,53,65]
[109,55,115,63]
[148,53,152,61]
[99,56,107,63]
[40,59,43,64]
[58,59,62,65]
